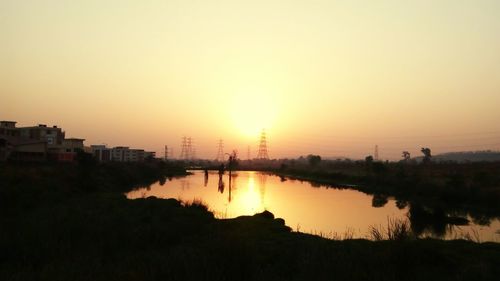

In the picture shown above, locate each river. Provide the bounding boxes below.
[127,170,500,242]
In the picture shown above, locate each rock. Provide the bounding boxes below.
[255,210,275,219]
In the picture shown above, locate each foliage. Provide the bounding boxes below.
[307,154,322,166]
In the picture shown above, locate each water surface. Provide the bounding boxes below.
[127,171,500,241]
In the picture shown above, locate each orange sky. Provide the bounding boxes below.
[1,0,500,159]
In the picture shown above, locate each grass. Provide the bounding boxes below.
[370,218,414,241]
[1,162,499,280]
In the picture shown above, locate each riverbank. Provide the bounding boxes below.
[266,161,500,217]
[1,162,499,280]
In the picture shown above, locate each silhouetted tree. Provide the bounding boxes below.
[307,154,322,166]
[372,162,387,176]
[421,147,432,164]
[402,151,411,162]
[365,155,374,164]
[227,150,238,171]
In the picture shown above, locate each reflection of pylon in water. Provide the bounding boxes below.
[258,173,267,204]
[256,129,269,160]
[180,137,188,159]
[216,139,224,162]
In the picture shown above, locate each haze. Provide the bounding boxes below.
[2,0,500,159]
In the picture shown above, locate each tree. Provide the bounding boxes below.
[227,150,238,171]
[421,147,432,164]
[402,151,411,162]
[365,155,374,164]
[307,154,322,166]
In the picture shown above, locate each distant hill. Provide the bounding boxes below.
[429,150,500,163]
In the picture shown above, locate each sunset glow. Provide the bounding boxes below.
[2,0,500,159]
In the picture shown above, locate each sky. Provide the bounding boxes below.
[1,0,500,160]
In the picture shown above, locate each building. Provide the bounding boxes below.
[144,151,156,160]
[9,139,47,162]
[112,147,146,162]
[91,145,112,162]
[0,121,84,162]
[52,138,85,162]
[17,124,65,148]
[0,121,20,137]
[90,145,156,162]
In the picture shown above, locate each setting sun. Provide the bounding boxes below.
[230,90,279,139]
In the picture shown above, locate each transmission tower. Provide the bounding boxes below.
[256,129,269,160]
[187,137,193,160]
[191,148,197,160]
[180,137,188,160]
[164,145,168,160]
[374,145,379,161]
[169,148,174,160]
[216,139,224,162]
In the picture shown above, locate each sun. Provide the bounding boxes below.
[230,91,278,138]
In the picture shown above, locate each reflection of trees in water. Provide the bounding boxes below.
[218,175,224,194]
[368,194,496,239]
[469,212,493,226]
[371,194,388,208]
[216,172,238,203]
[395,199,408,210]
[230,173,238,190]
[407,203,481,238]
[159,176,167,186]
[228,173,233,203]
[408,204,448,238]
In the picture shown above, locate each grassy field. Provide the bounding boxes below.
[1,162,499,280]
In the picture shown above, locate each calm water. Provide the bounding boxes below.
[127,170,500,242]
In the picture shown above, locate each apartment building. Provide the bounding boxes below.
[91,145,156,162]
[0,121,84,162]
